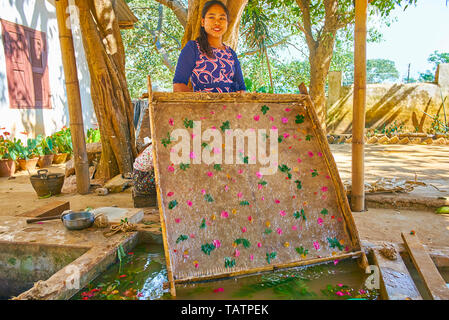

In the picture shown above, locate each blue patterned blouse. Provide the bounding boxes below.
[173,40,246,93]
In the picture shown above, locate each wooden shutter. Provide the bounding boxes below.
[1,19,51,109]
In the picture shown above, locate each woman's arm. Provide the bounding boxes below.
[231,50,247,92]
[173,41,196,92]
[173,83,192,92]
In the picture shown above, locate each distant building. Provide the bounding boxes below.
[0,0,136,139]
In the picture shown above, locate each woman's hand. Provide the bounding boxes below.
[173,83,192,92]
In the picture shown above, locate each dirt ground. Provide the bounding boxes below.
[1,144,448,247]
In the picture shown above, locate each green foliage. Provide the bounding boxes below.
[122,0,184,97]
[161,132,173,147]
[204,194,214,202]
[266,251,277,264]
[295,246,309,257]
[224,257,236,268]
[52,127,72,154]
[232,274,314,299]
[201,242,215,255]
[86,128,101,144]
[168,200,178,210]
[234,238,251,249]
[175,234,188,244]
[179,163,190,171]
[35,135,55,156]
[220,121,230,132]
[327,237,344,251]
[419,51,449,82]
[293,209,306,220]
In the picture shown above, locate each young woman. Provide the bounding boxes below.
[173,1,246,93]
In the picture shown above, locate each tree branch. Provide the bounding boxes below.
[153,0,188,28]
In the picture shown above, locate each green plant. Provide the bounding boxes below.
[52,127,73,154]
[0,131,20,160]
[86,128,101,144]
[35,135,55,156]
[12,137,38,160]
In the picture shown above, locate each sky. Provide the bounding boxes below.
[367,0,449,80]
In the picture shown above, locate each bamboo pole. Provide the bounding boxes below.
[55,0,90,194]
[351,0,367,212]
[147,75,176,297]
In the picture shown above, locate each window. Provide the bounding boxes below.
[1,19,51,109]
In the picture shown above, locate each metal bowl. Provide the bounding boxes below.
[61,211,95,230]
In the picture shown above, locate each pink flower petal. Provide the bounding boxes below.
[175,218,180,223]
[250,254,254,261]
[279,210,286,216]
[187,201,193,207]
[285,108,291,112]
[297,158,302,163]
[317,217,323,226]
[213,239,221,248]
[313,241,320,251]
[190,152,196,159]
[213,287,224,293]
[221,211,229,218]
[269,116,274,122]
[241,227,247,233]
[235,249,240,257]
[308,151,314,157]
[237,192,243,198]
[275,199,280,204]
[167,191,174,197]
[237,114,242,119]
[257,242,262,247]
[168,118,174,126]
[277,228,283,235]
[207,171,213,177]
[281,117,288,124]
[292,225,297,231]
[254,115,260,121]
[321,186,328,192]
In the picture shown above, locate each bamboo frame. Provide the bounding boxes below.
[55,0,90,194]
[351,0,368,211]
[147,76,177,297]
[149,89,364,293]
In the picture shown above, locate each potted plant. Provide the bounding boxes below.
[52,127,73,164]
[16,137,39,171]
[35,135,55,168]
[0,131,18,177]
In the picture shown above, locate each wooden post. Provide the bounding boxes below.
[55,0,90,194]
[351,0,367,212]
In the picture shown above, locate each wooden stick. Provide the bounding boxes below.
[147,75,177,297]
[351,0,367,211]
[55,0,90,194]
[402,232,449,300]
[171,251,363,285]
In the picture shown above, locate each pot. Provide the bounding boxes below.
[61,211,95,230]
[30,169,65,197]
[0,159,15,177]
[26,210,95,231]
[37,154,55,168]
[18,157,39,171]
[53,153,69,164]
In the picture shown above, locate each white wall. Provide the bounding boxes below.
[0,0,96,141]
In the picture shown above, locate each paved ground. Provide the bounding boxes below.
[1,144,448,247]
[330,144,449,195]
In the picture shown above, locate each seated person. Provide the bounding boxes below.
[132,142,155,195]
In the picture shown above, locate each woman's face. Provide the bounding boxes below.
[201,4,228,40]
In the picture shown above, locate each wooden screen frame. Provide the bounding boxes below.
[148,85,364,296]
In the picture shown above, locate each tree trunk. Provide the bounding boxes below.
[308,37,336,129]
[296,0,341,130]
[76,0,136,179]
[182,0,248,49]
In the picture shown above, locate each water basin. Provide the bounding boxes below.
[71,243,379,300]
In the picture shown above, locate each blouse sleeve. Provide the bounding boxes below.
[173,41,197,85]
[231,49,247,92]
